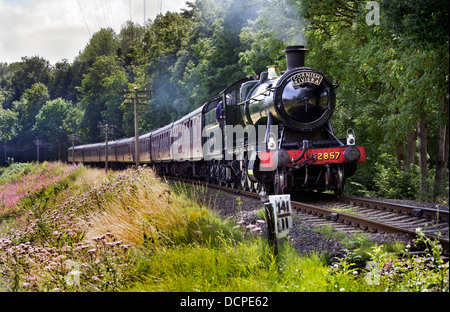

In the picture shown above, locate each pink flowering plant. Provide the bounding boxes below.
[0,162,78,216]
[0,162,133,291]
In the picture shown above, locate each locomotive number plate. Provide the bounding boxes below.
[317,151,340,161]
[291,72,323,86]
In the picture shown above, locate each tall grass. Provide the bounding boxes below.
[132,240,329,292]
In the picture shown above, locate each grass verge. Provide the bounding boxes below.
[0,162,448,292]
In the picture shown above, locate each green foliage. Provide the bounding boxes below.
[0,107,18,141]
[1,0,448,203]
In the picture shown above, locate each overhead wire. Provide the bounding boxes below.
[129,0,133,22]
[77,0,91,36]
[91,0,103,29]
[107,0,116,31]
[100,0,109,28]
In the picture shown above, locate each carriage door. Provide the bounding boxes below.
[192,115,201,159]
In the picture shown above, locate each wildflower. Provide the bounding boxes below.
[87,248,96,254]
[189,211,199,222]
[55,255,67,261]
[340,288,345,292]
[250,227,261,233]
[61,246,72,253]
[65,270,81,286]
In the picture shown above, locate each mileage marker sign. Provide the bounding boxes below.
[265,195,293,254]
[270,195,293,238]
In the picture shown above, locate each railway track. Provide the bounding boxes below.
[167,176,449,252]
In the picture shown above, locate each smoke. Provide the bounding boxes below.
[255,0,307,46]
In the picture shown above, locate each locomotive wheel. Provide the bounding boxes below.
[229,176,239,189]
[241,171,250,191]
[240,156,254,192]
[209,163,215,183]
[334,165,345,196]
[254,182,262,194]
[273,167,289,194]
[274,167,283,194]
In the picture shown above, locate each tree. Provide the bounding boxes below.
[296,0,448,199]
[49,59,78,103]
[380,0,449,196]
[7,56,51,107]
[33,98,74,160]
[77,28,119,66]
[239,0,305,75]
[77,54,127,141]
[0,107,18,141]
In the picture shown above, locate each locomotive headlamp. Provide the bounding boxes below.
[347,129,356,145]
[267,132,277,150]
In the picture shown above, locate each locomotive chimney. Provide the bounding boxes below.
[283,45,308,71]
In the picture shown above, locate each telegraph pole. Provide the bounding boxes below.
[33,139,42,162]
[118,87,152,167]
[68,134,79,163]
[3,141,6,166]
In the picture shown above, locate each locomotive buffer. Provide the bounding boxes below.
[118,87,152,167]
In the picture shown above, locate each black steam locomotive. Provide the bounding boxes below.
[69,46,366,195]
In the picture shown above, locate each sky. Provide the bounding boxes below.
[0,0,188,65]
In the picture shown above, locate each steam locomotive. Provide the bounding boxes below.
[68,46,366,195]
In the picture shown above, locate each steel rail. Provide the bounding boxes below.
[291,200,449,251]
[166,176,449,251]
[337,195,449,222]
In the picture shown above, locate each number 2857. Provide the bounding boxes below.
[317,152,340,161]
